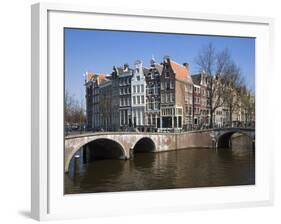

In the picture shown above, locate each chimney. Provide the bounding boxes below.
[183,62,189,69]
[163,55,170,63]
[124,63,129,71]
[183,63,189,73]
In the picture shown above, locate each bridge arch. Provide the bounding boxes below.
[85,138,127,160]
[65,137,127,173]
[216,130,254,149]
[132,137,156,153]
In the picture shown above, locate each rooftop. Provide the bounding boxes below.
[191,74,201,85]
[169,60,193,84]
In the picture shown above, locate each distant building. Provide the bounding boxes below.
[191,72,210,129]
[112,64,133,130]
[160,57,193,131]
[110,67,118,131]
[213,106,227,128]
[99,78,113,131]
[131,60,146,131]
[85,56,255,132]
[85,72,108,130]
[144,57,162,131]
[85,72,94,130]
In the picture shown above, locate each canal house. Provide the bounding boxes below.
[160,57,193,131]
[131,60,147,131]
[144,57,162,131]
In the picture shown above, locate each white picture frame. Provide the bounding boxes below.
[31,2,274,221]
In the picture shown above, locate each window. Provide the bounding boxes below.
[155,86,159,95]
[161,94,164,103]
[137,76,140,81]
[156,102,160,109]
[141,85,144,92]
[133,86,136,93]
[133,96,136,104]
[166,81,170,90]
[137,85,140,93]
[170,93,174,102]
[178,108,183,115]
[137,96,140,104]
[152,116,156,125]
[141,95,144,104]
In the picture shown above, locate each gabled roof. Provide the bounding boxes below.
[169,60,193,84]
[155,64,163,74]
[144,64,163,76]
[116,67,124,74]
[115,66,133,77]
[86,72,95,81]
[143,67,150,76]
[99,78,112,87]
[97,74,107,85]
[191,74,201,85]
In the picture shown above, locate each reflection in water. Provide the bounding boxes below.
[65,135,255,194]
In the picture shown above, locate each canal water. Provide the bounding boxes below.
[64,135,255,194]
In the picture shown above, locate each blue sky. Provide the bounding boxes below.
[65,28,255,101]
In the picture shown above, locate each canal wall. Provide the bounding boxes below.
[154,131,213,152]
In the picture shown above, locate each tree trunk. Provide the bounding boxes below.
[210,110,213,128]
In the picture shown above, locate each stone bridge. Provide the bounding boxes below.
[64,128,255,172]
[210,128,255,149]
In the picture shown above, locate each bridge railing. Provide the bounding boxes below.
[65,123,255,137]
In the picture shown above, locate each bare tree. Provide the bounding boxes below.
[64,90,86,128]
[195,43,254,128]
[195,43,231,128]
[223,62,244,126]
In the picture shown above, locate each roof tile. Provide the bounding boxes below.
[170,60,193,84]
